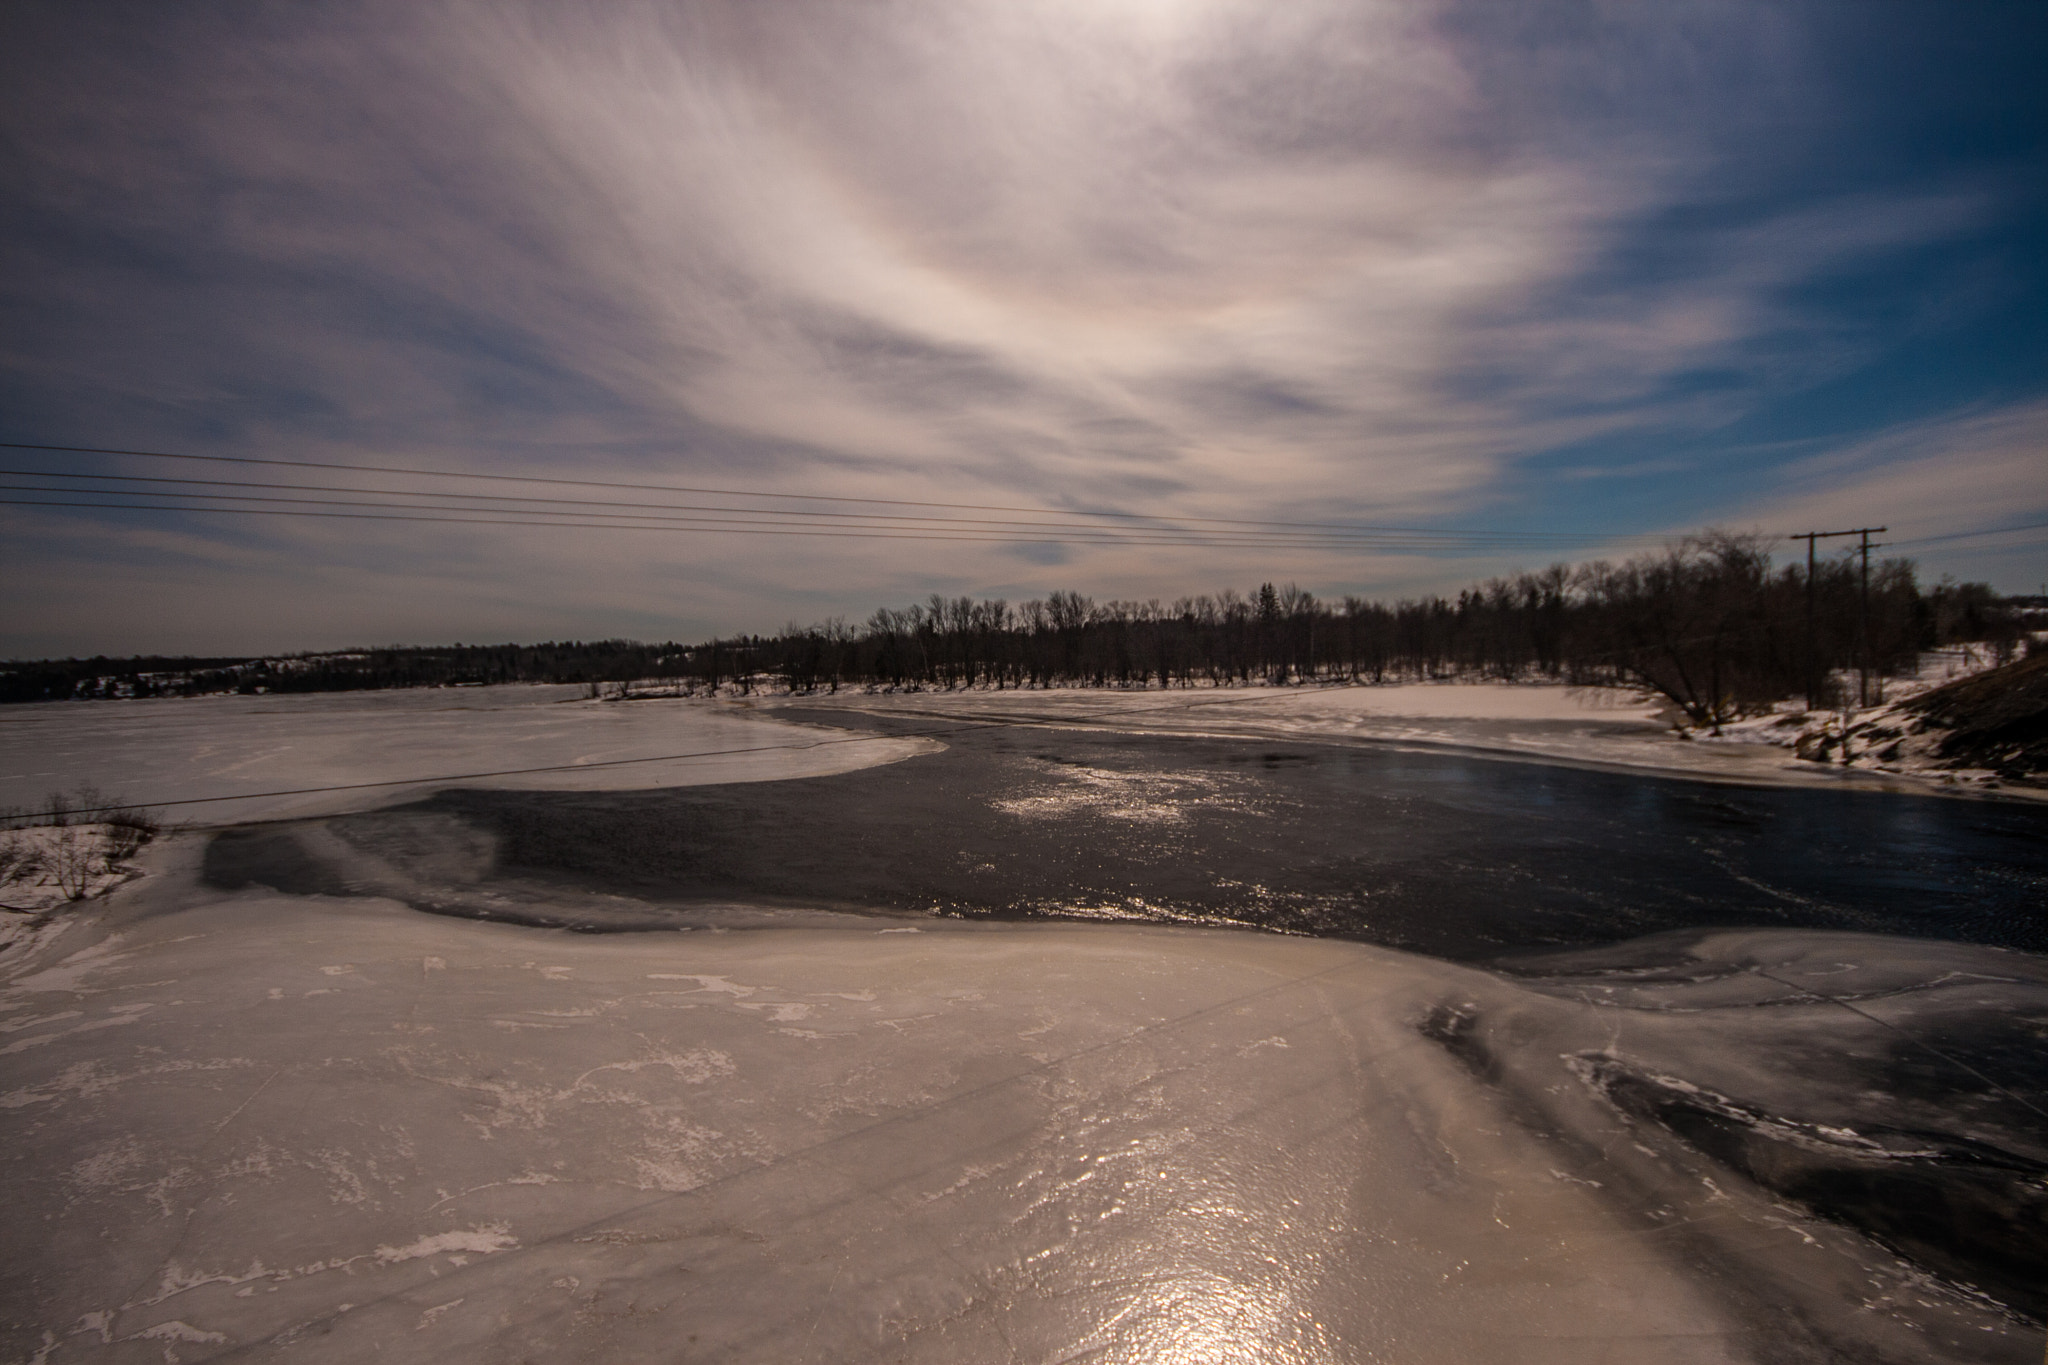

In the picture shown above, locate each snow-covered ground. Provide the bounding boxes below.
[0,686,937,825]
[2,839,2039,1364]
[1698,645,2030,789]
[792,657,2047,799]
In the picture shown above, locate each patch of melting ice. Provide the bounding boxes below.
[988,761,1242,825]
[373,1227,519,1265]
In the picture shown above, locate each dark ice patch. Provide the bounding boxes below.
[1578,1054,2048,1321]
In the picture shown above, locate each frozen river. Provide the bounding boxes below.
[4,687,2046,1362]
[206,702,2048,958]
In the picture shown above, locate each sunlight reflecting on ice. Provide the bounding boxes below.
[1104,1271,1334,1365]
[987,759,1249,824]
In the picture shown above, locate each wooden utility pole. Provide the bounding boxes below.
[1856,526,1885,706]
[1791,527,1885,710]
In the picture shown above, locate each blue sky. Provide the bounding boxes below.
[2,0,2044,657]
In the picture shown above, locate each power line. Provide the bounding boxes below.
[0,481,1637,548]
[10,438,2035,558]
[0,468,1629,542]
[0,497,1636,551]
[1789,527,1886,710]
[1886,521,2048,548]
[0,439,1661,543]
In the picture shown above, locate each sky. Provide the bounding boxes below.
[2,0,2044,658]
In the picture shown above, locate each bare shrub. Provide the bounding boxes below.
[45,826,99,901]
[101,802,161,862]
[39,789,76,828]
[0,831,40,892]
[0,786,161,905]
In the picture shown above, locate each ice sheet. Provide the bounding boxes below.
[1,840,2037,1364]
[0,687,935,824]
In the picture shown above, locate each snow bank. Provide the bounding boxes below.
[812,675,2048,798]
[0,686,937,825]
[1701,648,2045,793]
[0,842,2036,1363]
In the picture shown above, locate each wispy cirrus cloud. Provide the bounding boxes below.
[1716,401,2048,576]
[1,0,2041,653]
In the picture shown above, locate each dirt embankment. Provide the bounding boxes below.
[1903,651,2048,781]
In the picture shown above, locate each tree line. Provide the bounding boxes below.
[0,641,692,705]
[3,534,2031,725]
[708,535,2025,725]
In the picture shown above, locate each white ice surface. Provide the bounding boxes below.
[1,839,2036,1364]
[0,687,935,825]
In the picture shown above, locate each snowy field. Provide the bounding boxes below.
[0,686,936,824]
[2,685,2044,1362]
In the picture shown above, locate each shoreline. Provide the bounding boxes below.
[767,683,2048,805]
[7,678,2037,828]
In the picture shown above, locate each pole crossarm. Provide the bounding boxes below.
[1789,528,1887,712]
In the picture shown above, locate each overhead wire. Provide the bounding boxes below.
[1886,522,2048,549]
[0,439,1671,546]
[0,497,1670,551]
[0,483,1637,547]
[4,439,2034,555]
[0,469,1631,545]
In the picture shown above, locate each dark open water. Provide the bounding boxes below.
[293,708,2048,962]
